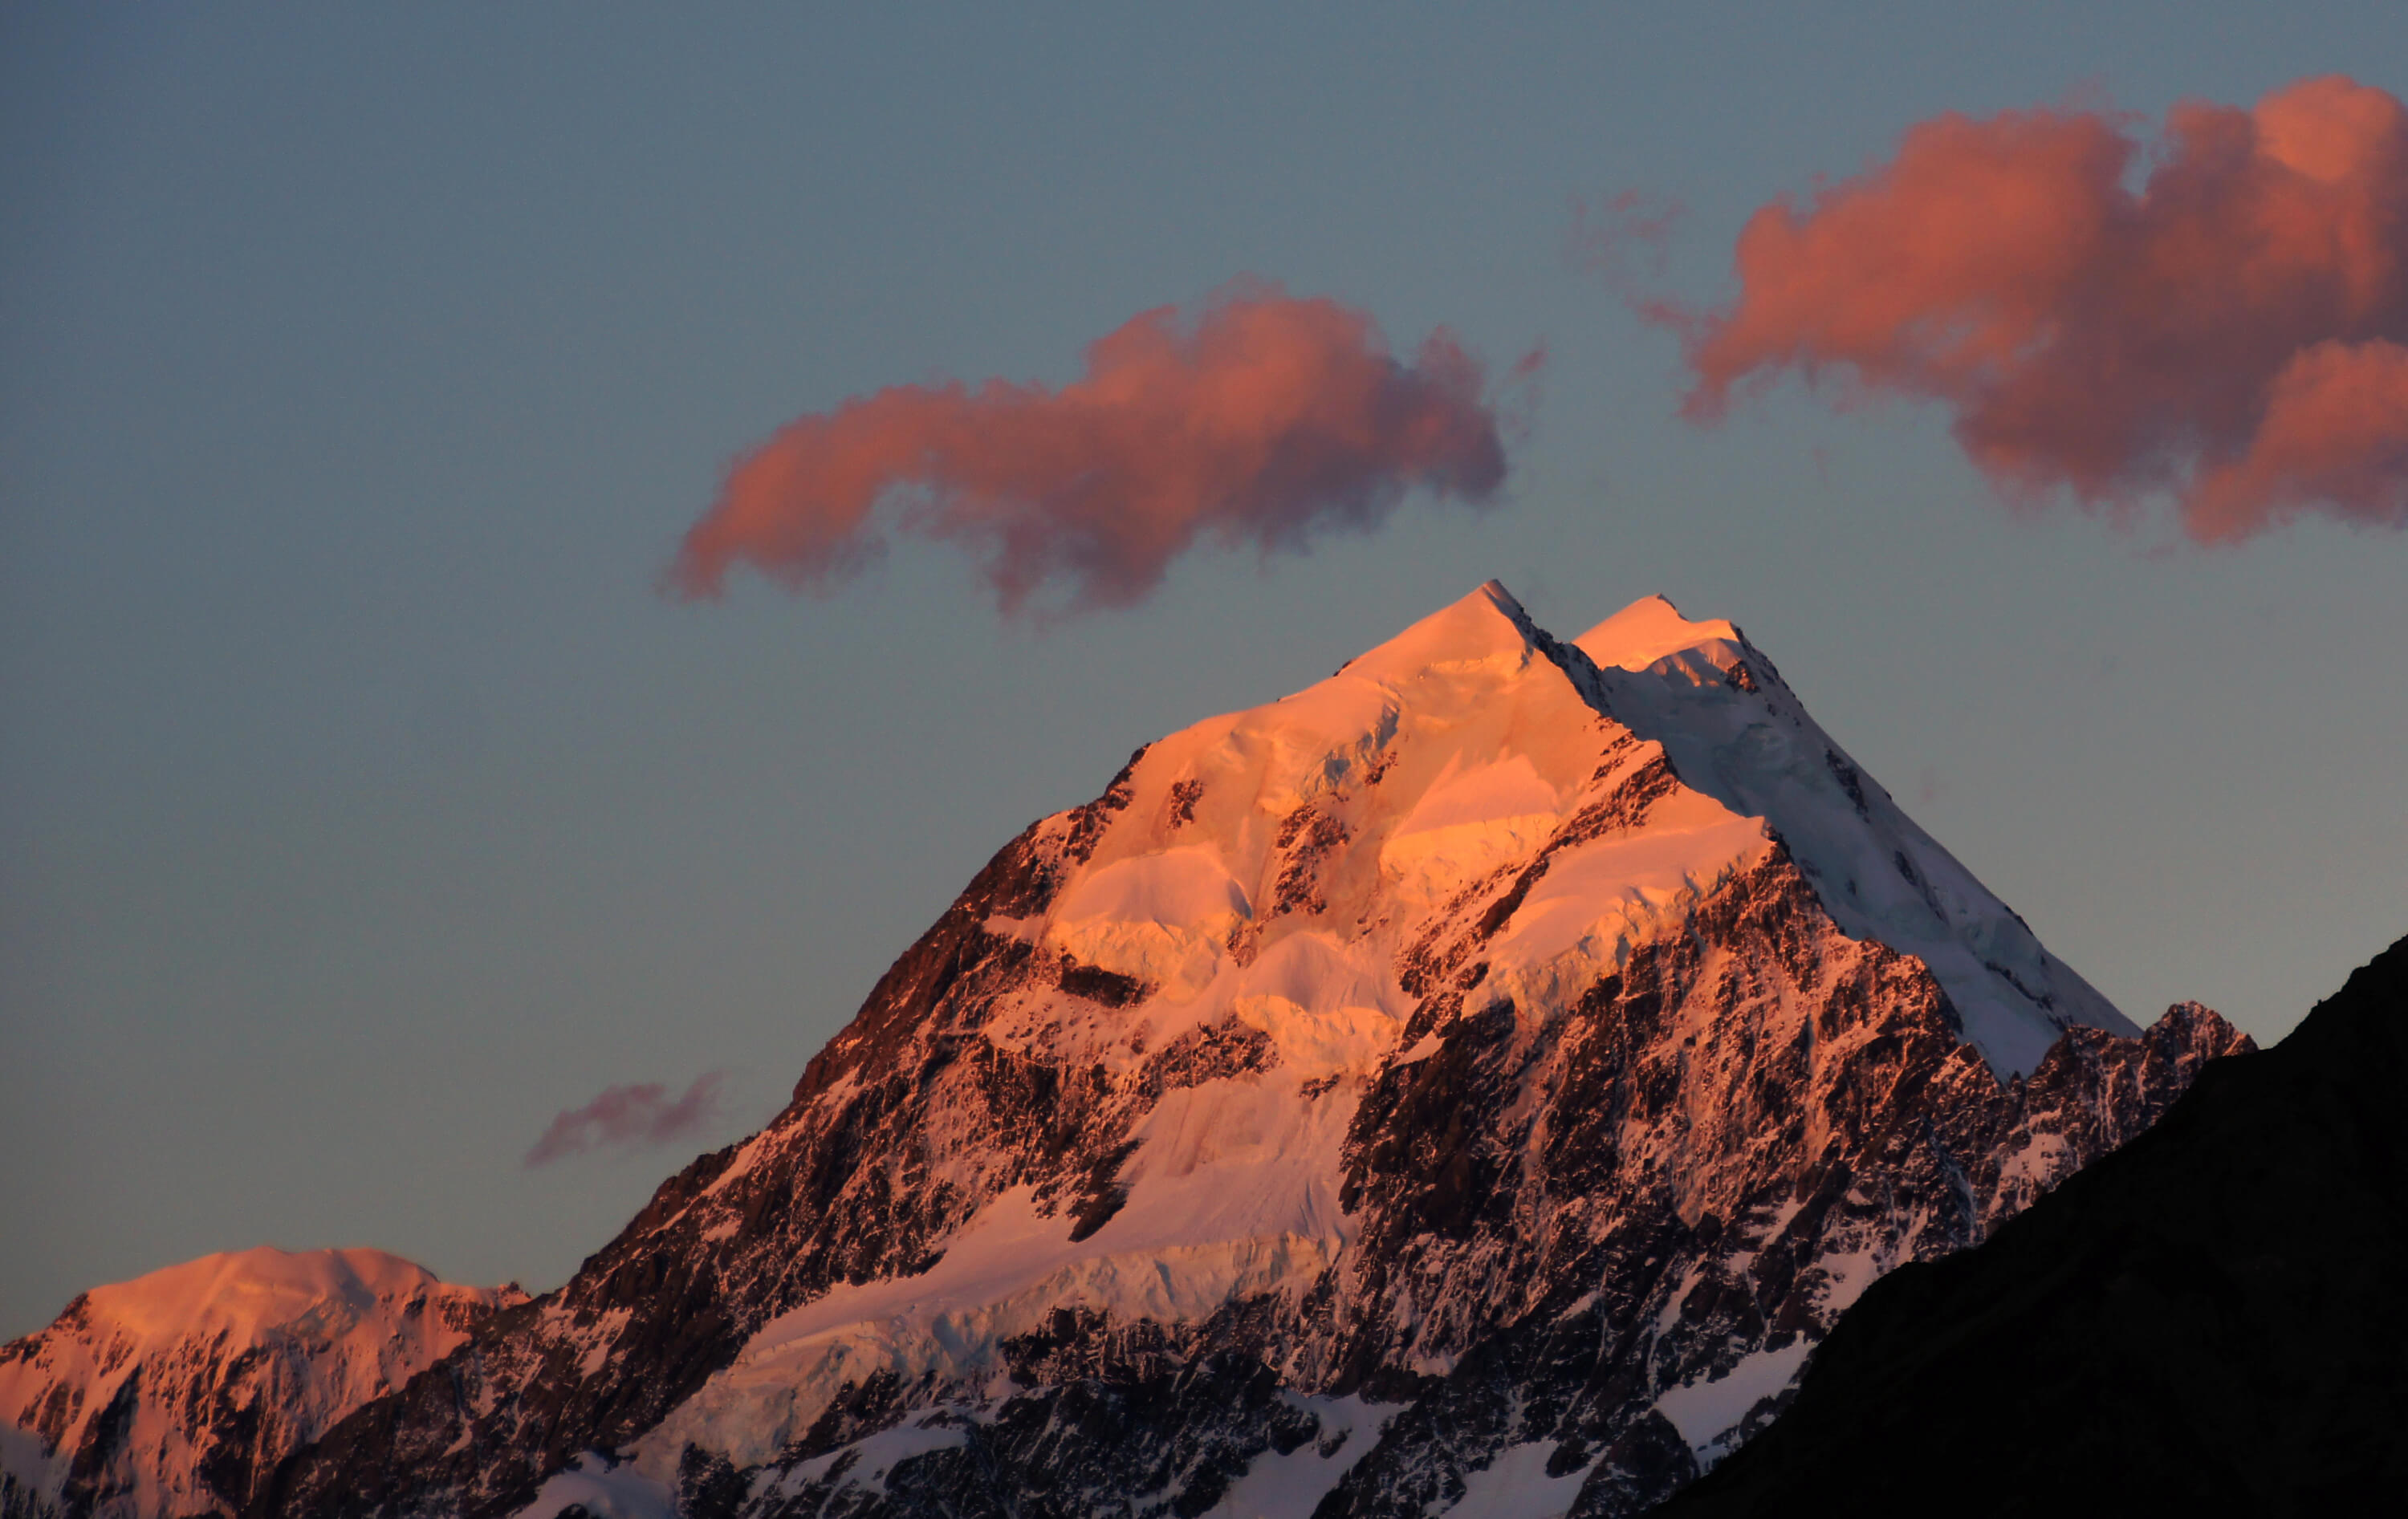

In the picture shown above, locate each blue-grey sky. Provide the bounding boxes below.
[6,3,2404,1337]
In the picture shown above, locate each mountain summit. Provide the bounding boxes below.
[10,587,2246,1519]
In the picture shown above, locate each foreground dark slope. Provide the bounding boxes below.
[1657,932,2408,1517]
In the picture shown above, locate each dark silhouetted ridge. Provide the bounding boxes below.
[1656,933,2408,1517]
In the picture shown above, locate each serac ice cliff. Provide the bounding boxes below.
[26,583,2249,1519]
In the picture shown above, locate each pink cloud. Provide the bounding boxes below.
[668,282,1530,617]
[1667,75,2408,541]
[523,1073,724,1167]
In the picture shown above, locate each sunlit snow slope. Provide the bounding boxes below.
[0,1248,524,1519]
[256,584,2242,1519]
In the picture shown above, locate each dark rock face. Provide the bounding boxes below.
[727,1350,1321,1519]
[1,1475,60,1519]
[1654,933,2408,1519]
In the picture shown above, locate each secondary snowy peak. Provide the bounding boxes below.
[40,1248,459,1355]
[1575,593,1747,677]
[1568,595,2130,1074]
[0,1247,524,1519]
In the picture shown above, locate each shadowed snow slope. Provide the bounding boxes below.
[1575,594,2131,1075]
[0,1248,524,1519]
[231,583,2241,1519]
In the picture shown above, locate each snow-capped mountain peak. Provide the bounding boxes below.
[1572,591,1747,678]
[1,1248,524,1519]
[63,1247,450,1352]
[980,580,2117,1082]
[1336,577,1541,680]
[227,583,2242,1519]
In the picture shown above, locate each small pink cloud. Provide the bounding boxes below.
[1661,75,2408,542]
[523,1073,725,1167]
[668,281,1531,618]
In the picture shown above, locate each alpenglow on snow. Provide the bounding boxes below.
[6,585,2248,1519]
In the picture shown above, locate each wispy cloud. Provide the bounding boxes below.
[668,281,1535,618]
[523,1072,725,1167]
[1571,189,1686,297]
[1658,75,2408,541]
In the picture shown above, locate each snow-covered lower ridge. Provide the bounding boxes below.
[256,582,2251,1519]
[637,1192,1340,1472]
[0,1247,524,1519]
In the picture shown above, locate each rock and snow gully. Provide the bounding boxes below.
[6,584,2250,1519]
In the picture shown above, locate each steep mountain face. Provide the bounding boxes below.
[0,1249,524,1519]
[1656,932,2408,1518]
[252,584,2247,1519]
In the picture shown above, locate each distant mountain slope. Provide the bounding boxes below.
[1656,933,2408,1518]
[0,1249,524,1519]
[246,583,2245,1519]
